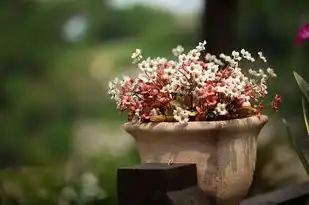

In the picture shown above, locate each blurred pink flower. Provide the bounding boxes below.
[295,23,309,45]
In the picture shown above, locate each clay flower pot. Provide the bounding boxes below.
[124,115,268,205]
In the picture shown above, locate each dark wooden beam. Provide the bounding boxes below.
[117,163,214,205]
[118,163,309,205]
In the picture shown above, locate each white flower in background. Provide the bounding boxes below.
[131,49,142,64]
[61,186,78,202]
[173,107,189,124]
[80,172,107,202]
[258,51,267,62]
[215,103,228,116]
[172,45,184,56]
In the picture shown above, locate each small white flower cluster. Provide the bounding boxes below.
[109,40,277,124]
[108,77,121,107]
[172,45,184,56]
[80,172,107,202]
[131,49,142,64]
[196,40,207,52]
[59,172,107,204]
[241,49,255,62]
[205,53,224,66]
[258,51,267,62]
[215,103,228,115]
[173,107,189,124]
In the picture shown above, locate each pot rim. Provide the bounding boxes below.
[124,115,268,133]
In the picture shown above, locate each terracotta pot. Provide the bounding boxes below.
[124,115,268,205]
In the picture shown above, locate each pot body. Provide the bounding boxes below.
[124,115,268,205]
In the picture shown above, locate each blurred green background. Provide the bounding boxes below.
[1,0,309,204]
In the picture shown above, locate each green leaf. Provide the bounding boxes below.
[188,111,197,116]
[302,97,309,137]
[294,71,309,103]
[282,118,309,176]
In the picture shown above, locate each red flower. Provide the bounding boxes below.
[271,94,282,112]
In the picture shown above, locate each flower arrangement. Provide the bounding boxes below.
[108,41,282,124]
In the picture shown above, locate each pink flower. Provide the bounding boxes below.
[206,94,218,106]
[122,96,131,106]
[295,23,309,45]
[200,84,216,98]
[196,106,204,114]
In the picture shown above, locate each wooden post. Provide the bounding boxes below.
[202,0,239,56]
[117,163,213,205]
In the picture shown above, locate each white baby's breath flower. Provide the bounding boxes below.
[187,49,201,61]
[266,67,277,78]
[131,49,142,64]
[156,57,168,64]
[207,62,219,73]
[216,85,228,95]
[172,45,184,56]
[173,107,189,124]
[219,53,237,65]
[195,75,206,87]
[232,50,242,61]
[178,54,188,63]
[131,49,141,58]
[215,103,228,116]
[205,70,216,81]
[248,69,258,76]
[240,49,255,62]
[108,77,121,101]
[258,51,267,62]
[196,40,207,52]
[205,53,215,61]
[242,101,251,107]
[164,67,175,78]
[214,58,224,66]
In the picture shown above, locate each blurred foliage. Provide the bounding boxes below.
[283,72,309,176]
[0,0,196,166]
[0,150,139,205]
